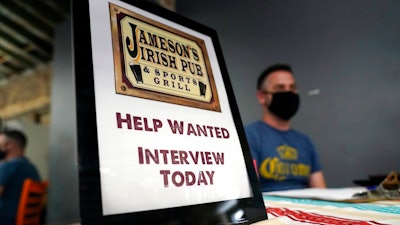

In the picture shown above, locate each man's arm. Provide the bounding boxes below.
[309,171,327,188]
[0,185,4,196]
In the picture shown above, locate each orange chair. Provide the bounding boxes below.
[15,179,48,225]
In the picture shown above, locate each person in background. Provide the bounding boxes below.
[0,133,5,163]
[0,129,41,225]
[245,63,326,192]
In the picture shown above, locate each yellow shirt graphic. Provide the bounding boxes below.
[259,145,311,181]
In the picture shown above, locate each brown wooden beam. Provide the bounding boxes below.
[0,64,51,122]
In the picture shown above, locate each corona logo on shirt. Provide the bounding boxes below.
[259,145,311,181]
[109,3,221,112]
[277,145,297,160]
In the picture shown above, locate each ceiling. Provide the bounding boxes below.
[0,0,70,83]
[0,0,178,83]
[0,0,175,125]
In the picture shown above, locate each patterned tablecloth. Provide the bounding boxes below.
[262,195,400,225]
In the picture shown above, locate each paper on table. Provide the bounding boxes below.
[263,187,368,201]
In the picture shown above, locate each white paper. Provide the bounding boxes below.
[263,187,368,201]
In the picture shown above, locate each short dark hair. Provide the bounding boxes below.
[5,130,27,150]
[257,63,292,90]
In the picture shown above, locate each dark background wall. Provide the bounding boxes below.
[176,0,400,187]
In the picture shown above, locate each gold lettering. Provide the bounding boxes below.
[259,158,311,181]
[290,164,298,176]
[259,157,286,181]
[297,164,310,176]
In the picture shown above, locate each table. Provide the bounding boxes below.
[67,187,400,225]
[261,194,400,225]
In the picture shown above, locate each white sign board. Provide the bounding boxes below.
[87,0,252,215]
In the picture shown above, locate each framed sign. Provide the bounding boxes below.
[73,0,267,224]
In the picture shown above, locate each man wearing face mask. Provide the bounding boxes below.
[245,64,326,192]
[0,130,41,225]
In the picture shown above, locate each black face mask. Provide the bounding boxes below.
[0,150,7,160]
[268,92,300,121]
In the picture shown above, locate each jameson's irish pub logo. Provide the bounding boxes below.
[109,3,221,112]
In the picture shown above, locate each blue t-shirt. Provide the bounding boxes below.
[0,157,41,225]
[245,121,322,192]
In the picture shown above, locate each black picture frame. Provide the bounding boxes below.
[72,0,267,224]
